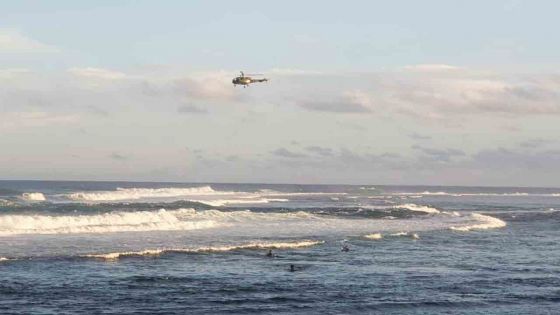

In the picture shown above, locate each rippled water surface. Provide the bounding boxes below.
[1,181,559,314]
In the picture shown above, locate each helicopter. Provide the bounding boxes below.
[232,71,268,87]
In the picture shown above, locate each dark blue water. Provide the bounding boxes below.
[1,181,559,314]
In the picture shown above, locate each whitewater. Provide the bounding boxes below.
[0,181,558,314]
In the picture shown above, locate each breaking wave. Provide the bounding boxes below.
[364,231,420,240]
[84,240,324,260]
[364,233,383,240]
[0,208,218,236]
[21,192,46,201]
[61,186,295,206]
[0,199,16,206]
[0,203,506,239]
[192,198,289,207]
[389,231,420,239]
[394,203,440,214]
[450,213,507,232]
[65,186,229,201]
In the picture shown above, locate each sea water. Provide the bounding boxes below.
[0,181,558,314]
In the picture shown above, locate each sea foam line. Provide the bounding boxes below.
[84,240,324,260]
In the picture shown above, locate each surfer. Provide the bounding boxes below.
[266,249,273,257]
[289,264,296,272]
[341,244,350,252]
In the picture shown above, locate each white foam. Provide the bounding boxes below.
[193,198,288,207]
[21,192,46,201]
[0,199,15,206]
[394,203,441,214]
[61,186,298,206]
[0,208,218,236]
[389,231,420,239]
[419,191,450,196]
[84,240,324,260]
[65,186,229,201]
[0,257,10,261]
[360,187,376,190]
[364,233,383,240]
[0,204,506,244]
[450,213,506,232]
[258,190,347,197]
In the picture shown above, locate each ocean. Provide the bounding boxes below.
[0,180,559,314]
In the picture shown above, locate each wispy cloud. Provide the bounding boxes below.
[109,152,129,161]
[402,64,463,72]
[412,145,466,162]
[0,111,80,131]
[299,90,375,113]
[305,146,334,156]
[0,28,58,53]
[177,105,207,114]
[409,133,432,140]
[271,148,306,158]
[68,67,127,80]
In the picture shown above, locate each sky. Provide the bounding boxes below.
[1,0,560,186]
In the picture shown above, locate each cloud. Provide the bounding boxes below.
[0,68,32,78]
[269,68,323,76]
[271,148,306,158]
[398,76,560,117]
[409,133,432,140]
[300,100,369,113]
[109,153,129,161]
[87,106,110,117]
[305,146,334,156]
[470,147,560,170]
[0,111,80,131]
[68,67,127,80]
[177,105,207,114]
[412,145,465,162]
[299,90,375,113]
[402,64,462,72]
[173,71,244,102]
[0,28,58,53]
[518,138,553,149]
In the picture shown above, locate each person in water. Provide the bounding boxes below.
[341,244,350,252]
[289,264,296,272]
[266,250,273,257]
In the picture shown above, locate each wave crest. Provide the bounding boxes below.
[364,233,383,240]
[0,208,217,236]
[84,240,324,260]
[394,203,440,214]
[21,192,46,201]
[65,186,225,201]
[450,213,506,231]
